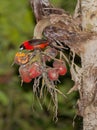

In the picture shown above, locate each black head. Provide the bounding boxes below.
[19,44,25,50]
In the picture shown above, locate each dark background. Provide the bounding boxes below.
[0,0,82,130]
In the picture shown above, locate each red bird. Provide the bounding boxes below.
[20,39,49,51]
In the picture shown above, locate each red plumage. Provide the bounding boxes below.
[20,39,49,51]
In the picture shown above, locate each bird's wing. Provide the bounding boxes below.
[28,39,48,45]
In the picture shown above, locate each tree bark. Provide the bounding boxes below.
[74,1,97,130]
[81,0,97,31]
[78,37,97,130]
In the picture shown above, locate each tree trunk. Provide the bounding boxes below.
[81,0,97,32]
[74,0,97,130]
[78,38,97,130]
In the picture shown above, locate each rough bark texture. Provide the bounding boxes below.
[30,0,97,130]
[78,38,97,130]
[81,0,97,32]
[75,1,97,130]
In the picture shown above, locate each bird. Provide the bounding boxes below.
[19,39,49,51]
